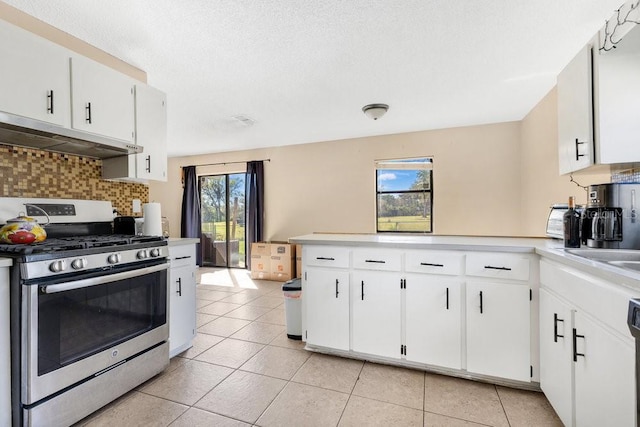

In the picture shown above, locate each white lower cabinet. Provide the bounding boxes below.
[404,274,462,369]
[539,289,573,426]
[305,268,350,350]
[352,270,402,358]
[574,311,635,427]
[540,259,638,427]
[466,281,531,382]
[168,243,197,357]
[302,244,536,385]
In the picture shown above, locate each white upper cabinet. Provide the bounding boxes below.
[70,55,135,142]
[102,84,168,181]
[134,85,167,181]
[0,20,70,127]
[595,23,640,164]
[557,43,595,174]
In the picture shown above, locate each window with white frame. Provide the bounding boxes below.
[375,157,433,233]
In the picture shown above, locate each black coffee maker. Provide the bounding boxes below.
[581,183,640,249]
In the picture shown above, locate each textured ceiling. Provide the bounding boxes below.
[1,0,625,157]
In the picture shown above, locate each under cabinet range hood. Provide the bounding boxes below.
[0,111,142,159]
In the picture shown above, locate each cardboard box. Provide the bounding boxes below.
[269,242,295,282]
[295,244,302,279]
[251,242,271,257]
[250,253,271,280]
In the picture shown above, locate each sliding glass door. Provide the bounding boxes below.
[200,173,246,268]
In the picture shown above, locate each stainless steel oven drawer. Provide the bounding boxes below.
[23,342,169,427]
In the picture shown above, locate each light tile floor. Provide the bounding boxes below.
[78,267,562,427]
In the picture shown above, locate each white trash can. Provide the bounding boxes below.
[282,278,302,340]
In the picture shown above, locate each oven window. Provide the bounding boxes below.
[37,269,167,375]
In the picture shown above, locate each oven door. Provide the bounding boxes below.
[21,260,169,406]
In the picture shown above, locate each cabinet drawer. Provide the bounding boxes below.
[465,253,530,281]
[169,244,196,268]
[405,250,465,275]
[352,248,402,271]
[305,246,350,268]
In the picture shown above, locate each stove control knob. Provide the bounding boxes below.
[71,258,88,270]
[107,253,121,264]
[49,260,67,273]
[150,248,161,258]
[137,250,149,259]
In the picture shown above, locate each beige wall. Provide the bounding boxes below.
[151,121,524,241]
[152,88,614,241]
[0,1,146,81]
[519,88,610,236]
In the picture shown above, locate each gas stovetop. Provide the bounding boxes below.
[0,234,165,255]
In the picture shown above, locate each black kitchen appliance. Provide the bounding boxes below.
[627,298,640,423]
[582,183,640,249]
[0,197,169,427]
[113,215,137,234]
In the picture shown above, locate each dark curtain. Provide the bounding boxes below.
[246,161,264,269]
[180,166,202,266]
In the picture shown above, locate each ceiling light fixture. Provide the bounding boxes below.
[362,103,389,120]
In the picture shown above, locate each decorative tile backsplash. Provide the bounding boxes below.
[0,144,148,216]
[611,167,640,184]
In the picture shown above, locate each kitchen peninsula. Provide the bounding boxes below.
[291,233,640,427]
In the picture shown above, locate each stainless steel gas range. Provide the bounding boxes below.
[0,198,170,426]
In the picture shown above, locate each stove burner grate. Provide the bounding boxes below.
[0,235,165,255]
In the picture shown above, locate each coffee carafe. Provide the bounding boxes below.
[581,183,640,249]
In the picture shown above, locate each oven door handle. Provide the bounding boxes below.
[41,262,169,294]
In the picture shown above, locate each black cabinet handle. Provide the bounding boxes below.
[484,265,512,271]
[479,291,483,314]
[146,155,151,173]
[85,102,92,124]
[573,328,585,361]
[553,313,564,342]
[575,138,586,161]
[365,259,385,264]
[177,277,182,296]
[175,256,191,260]
[446,287,449,310]
[335,279,339,298]
[47,90,54,114]
[421,262,444,267]
[316,256,335,261]
[361,280,364,300]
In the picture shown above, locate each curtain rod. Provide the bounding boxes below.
[180,158,271,168]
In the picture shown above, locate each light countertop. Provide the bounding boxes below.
[167,237,200,246]
[289,233,562,253]
[290,233,640,290]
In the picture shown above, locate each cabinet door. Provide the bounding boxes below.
[70,56,135,142]
[352,271,401,359]
[405,274,462,369]
[597,25,640,164]
[0,20,70,126]
[305,268,350,350]
[135,84,167,181]
[466,281,530,382]
[539,289,574,427]
[557,43,595,174]
[169,264,196,357]
[574,311,636,427]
